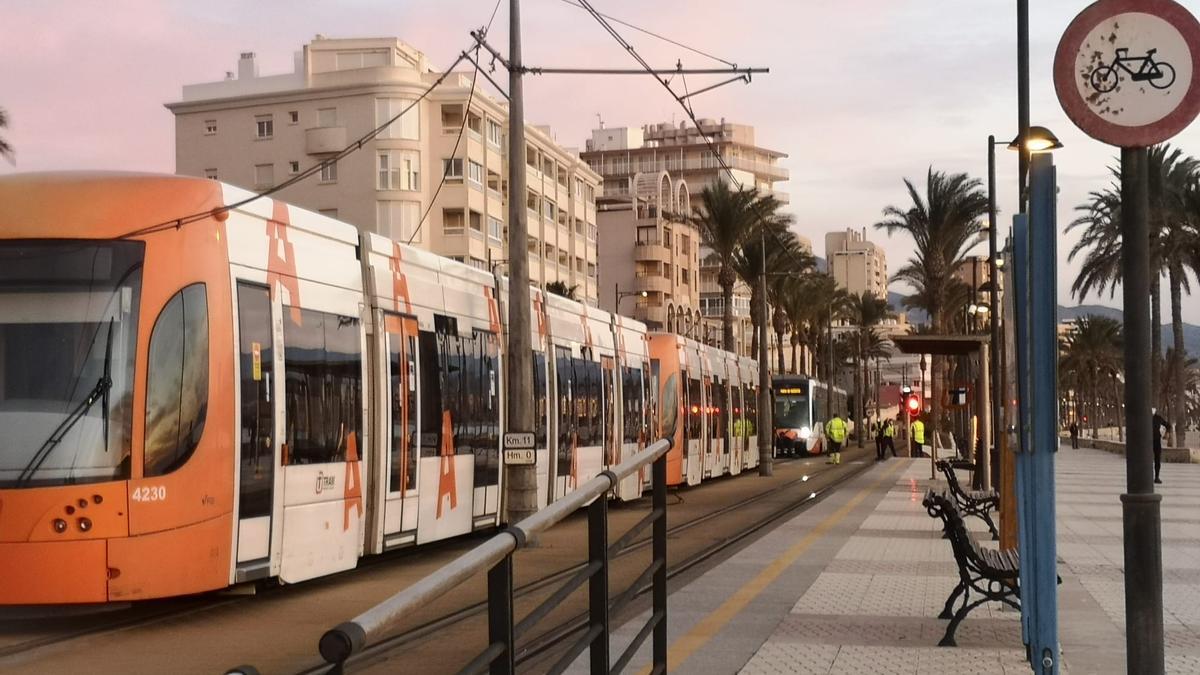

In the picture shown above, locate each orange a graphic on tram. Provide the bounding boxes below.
[266,201,302,323]
[437,410,458,519]
[343,431,363,531]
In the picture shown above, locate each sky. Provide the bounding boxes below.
[2,0,1198,323]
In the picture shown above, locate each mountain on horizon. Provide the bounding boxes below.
[883,294,1199,356]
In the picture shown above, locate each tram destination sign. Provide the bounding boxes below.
[503,432,536,465]
[1054,0,1200,147]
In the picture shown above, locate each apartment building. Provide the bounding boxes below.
[825,228,888,299]
[582,119,789,356]
[596,171,700,331]
[167,37,602,305]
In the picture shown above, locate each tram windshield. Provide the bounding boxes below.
[0,240,144,488]
[774,383,812,431]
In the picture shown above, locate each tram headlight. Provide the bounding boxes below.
[799,426,812,440]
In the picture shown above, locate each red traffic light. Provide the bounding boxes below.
[905,393,922,416]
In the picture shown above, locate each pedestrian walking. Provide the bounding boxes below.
[911,417,926,457]
[1069,421,1079,449]
[1153,409,1170,484]
[826,412,847,465]
[883,418,897,457]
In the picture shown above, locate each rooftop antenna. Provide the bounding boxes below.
[596,113,604,129]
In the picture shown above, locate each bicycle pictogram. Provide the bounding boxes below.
[1090,47,1177,93]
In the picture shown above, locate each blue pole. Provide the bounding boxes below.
[1012,212,1032,650]
[1028,152,1060,673]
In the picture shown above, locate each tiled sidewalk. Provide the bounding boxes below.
[740,460,1028,675]
[1057,446,1200,674]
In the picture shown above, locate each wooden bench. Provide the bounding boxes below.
[936,459,999,540]
[922,490,1019,647]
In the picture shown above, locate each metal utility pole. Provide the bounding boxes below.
[1017,0,1030,212]
[987,136,1002,490]
[1120,146,1165,674]
[758,232,772,476]
[504,0,537,525]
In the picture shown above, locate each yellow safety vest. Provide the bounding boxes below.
[912,420,925,444]
[883,423,895,438]
[827,417,847,443]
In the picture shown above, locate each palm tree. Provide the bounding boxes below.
[545,281,578,300]
[1068,144,1198,424]
[729,217,805,359]
[875,168,988,439]
[1059,315,1123,439]
[0,108,13,165]
[846,292,896,447]
[691,182,791,353]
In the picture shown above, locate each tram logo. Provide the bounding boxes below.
[315,472,336,494]
[389,242,412,315]
[436,410,458,518]
[343,432,363,531]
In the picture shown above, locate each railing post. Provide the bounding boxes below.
[488,555,515,675]
[588,495,610,674]
[652,453,667,672]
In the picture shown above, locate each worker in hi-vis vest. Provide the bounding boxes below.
[825,412,848,465]
[911,418,926,457]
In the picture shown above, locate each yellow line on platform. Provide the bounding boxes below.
[647,459,907,674]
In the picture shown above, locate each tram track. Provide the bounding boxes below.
[316,452,876,675]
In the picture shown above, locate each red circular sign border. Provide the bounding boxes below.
[1054,0,1200,148]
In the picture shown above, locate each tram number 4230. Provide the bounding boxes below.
[131,485,168,502]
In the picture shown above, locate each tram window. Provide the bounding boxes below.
[712,380,726,440]
[601,357,615,455]
[418,331,442,457]
[282,307,363,464]
[533,352,547,447]
[687,377,702,440]
[574,358,592,447]
[387,332,418,493]
[622,367,641,443]
[144,284,209,477]
[582,358,601,447]
[744,385,757,435]
[555,346,573,475]
[472,332,499,487]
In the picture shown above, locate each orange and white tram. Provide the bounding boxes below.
[0,173,757,605]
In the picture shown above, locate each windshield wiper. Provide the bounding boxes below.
[16,321,115,488]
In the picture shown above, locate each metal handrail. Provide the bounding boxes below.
[317,437,672,670]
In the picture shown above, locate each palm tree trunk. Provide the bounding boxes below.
[1152,281,1163,409]
[749,290,759,358]
[790,336,798,374]
[854,344,864,448]
[1117,373,1125,442]
[721,271,736,353]
[1170,264,1187,446]
[775,328,785,373]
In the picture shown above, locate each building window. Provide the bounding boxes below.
[289,161,300,174]
[204,120,217,135]
[319,208,339,219]
[469,210,483,233]
[574,178,583,201]
[487,216,503,242]
[526,145,539,169]
[441,104,464,130]
[288,110,299,124]
[467,112,482,137]
[319,161,338,183]
[574,217,584,235]
[443,208,465,235]
[254,163,274,187]
[379,151,420,191]
[203,168,218,180]
[486,118,502,147]
[375,98,419,140]
[144,284,208,477]
[588,223,597,241]
[467,160,484,186]
[377,200,421,242]
[255,115,273,139]
[442,158,464,182]
[585,184,596,203]
[587,262,596,278]
[487,170,503,196]
[317,107,338,127]
[575,256,584,273]
[544,199,556,223]
[526,190,540,214]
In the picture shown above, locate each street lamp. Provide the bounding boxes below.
[614,283,647,311]
[987,126,1062,488]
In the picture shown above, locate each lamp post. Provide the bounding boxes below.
[614,284,648,317]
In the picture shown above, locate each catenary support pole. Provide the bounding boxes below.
[987,136,1002,492]
[758,231,773,476]
[1120,146,1165,675]
[504,0,538,525]
[1017,0,1030,212]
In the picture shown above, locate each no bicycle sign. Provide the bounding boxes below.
[1055,0,1200,147]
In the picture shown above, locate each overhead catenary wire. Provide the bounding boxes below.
[406,45,483,245]
[572,0,806,274]
[552,0,736,68]
[115,46,477,241]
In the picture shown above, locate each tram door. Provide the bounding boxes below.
[234,282,276,580]
[382,313,420,547]
[601,355,616,466]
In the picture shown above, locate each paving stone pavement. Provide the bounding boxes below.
[583,447,1200,673]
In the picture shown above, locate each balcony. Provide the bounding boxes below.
[634,241,670,261]
[634,304,666,325]
[635,275,671,294]
[306,126,346,155]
